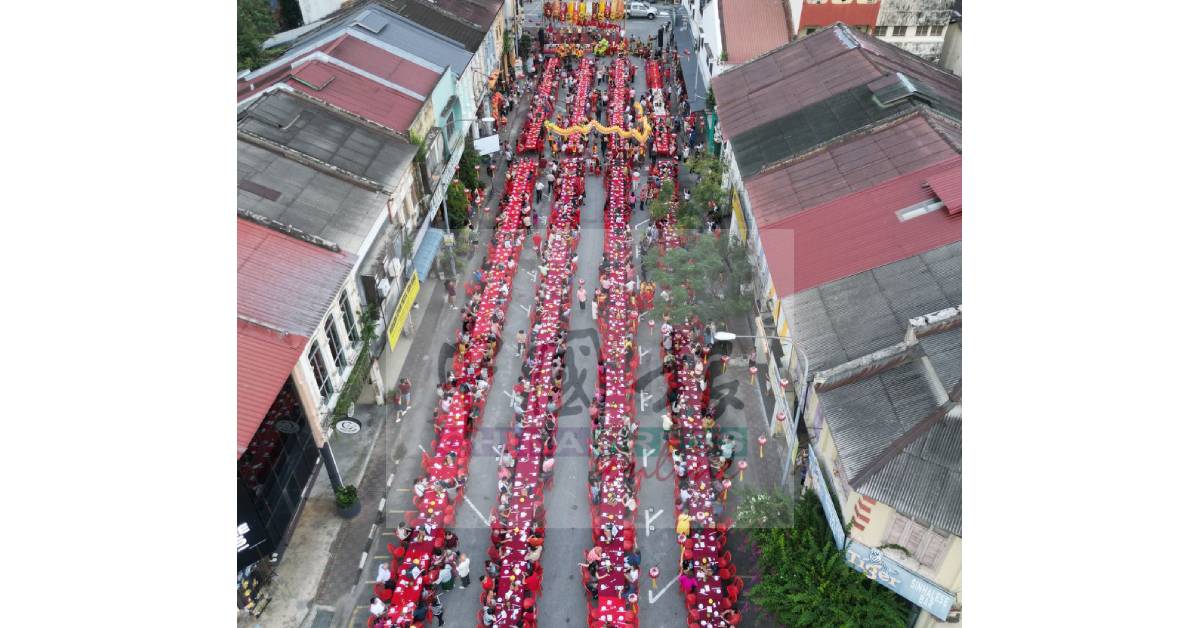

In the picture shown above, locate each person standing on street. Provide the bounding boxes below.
[535,180,545,203]
[577,280,588,310]
[456,553,472,589]
[396,378,412,420]
[432,595,446,626]
[444,279,457,309]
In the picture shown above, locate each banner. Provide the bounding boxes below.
[807,444,845,549]
[387,272,421,351]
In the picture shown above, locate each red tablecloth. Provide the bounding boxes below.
[379,159,539,627]
[660,210,734,626]
[520,57,563,153]
[565,57,596,155]
[484,160,583,628]
[584,161,640,627]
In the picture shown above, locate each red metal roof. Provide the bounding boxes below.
[720,0,791,65]
[797,2,881,30]
[238,217,356,455]
[713,23,961,140]
[238,217,357,335]
[746,111,961,228]
[238,319,307,456]
[320,34,442,97]
[237,55,427,133]
[924,168,962,214]
[759,157,962,298]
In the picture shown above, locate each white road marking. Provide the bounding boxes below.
[648,575,680,604]
[642,447,657,469]
[519,304,531,315]
[644,508,664,537]
[640,391,653,413]
[462,495,491,526]
[639,346,650,360]
[417,444,427,454]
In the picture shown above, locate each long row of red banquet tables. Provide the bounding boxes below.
[377,159,538,626]
[483,158,584,628]
[519,56,563,153]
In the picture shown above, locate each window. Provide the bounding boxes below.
[931,24,944,36]
[806,27,818,35]
[325,317,347,370]
[892,25,907,37]
[875,26,888,36]
[339,292,360,343]
[884,514,951,569]
[916,25,930,36]
[308,344,333,400]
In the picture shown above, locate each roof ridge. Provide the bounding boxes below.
[237,209,344,253]
[848,382,961,489]
[238,129,388,193]
[854,22,963,83]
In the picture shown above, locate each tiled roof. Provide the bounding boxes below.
[744,110,961,228]
[713,23,961,140]
[719,0,791,65]
[782,241,960,376]
[760,157,961,297]
[237,218,357,336]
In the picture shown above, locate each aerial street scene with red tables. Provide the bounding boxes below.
[237,2,963,627]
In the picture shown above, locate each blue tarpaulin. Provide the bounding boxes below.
[412,228,444,281]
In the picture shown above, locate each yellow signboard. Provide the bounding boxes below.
[731,191,747,240]
[387,272,421,351]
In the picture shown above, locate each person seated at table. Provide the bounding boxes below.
[369,596,387,618]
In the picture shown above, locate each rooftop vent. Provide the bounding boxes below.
[869,72,939,109]
[353,11,389,34]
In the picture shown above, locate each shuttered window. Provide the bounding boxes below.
[884,513,951,569]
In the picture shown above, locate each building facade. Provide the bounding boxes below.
[802,307,963,625]
[873,0,955,61]
[238,216,364,572]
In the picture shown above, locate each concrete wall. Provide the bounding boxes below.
[875,0,954,60]
[939,20,961,76]
[298,0,344,25]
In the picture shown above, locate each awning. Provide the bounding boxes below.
[412,228,445,281]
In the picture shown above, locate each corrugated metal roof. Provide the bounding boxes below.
[322,33,442,96]
[924,167,961,214]
[797,2,881,29]
[283,59,426,133]
[237,137,388,256]
[712,23,961,140]
[744,110,961,228]
[238,90,417,191]
[237,319,307,456]
[817,323,962,536]
[783,241,960,376]
[285,1,491,53]
[719,0,791,65]
[759,157,961,297]
[237,217,357,335]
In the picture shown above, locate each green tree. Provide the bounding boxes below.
[644,233,752,325]
[683,150,727,224]
[458,141,481,192]
[648,180,675,221]
[237,0,280,71]
[738,491,912,627]
[444,181,470,229]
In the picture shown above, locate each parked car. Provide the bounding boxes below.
[627,2,658,19]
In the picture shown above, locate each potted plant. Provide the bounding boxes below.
[335,484,361,518]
